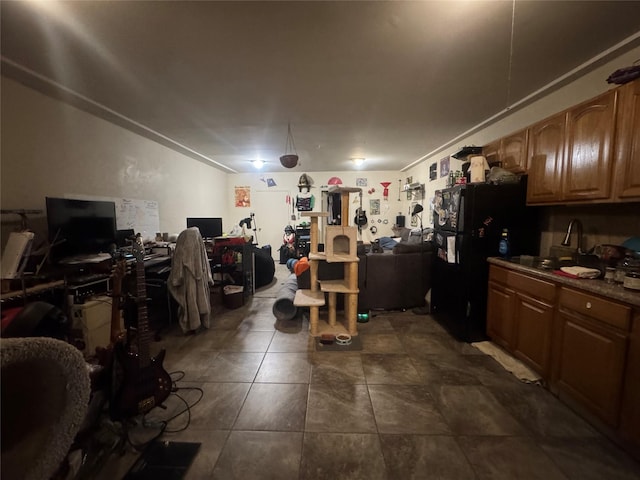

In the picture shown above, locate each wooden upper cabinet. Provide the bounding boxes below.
[612,79,640,201]
[526,112,567,204]
[483,139,501,167]
[501,129,528,173]
[563,90,617,201]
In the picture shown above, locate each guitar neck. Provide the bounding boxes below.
[135,259,152,367]
[110,260,125,344]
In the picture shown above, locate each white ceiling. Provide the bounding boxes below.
[2,1,640,174]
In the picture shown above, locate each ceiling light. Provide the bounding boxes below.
[251,159,264,169]
[352,157,365,166]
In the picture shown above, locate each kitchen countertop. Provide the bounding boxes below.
[488,257,640,307]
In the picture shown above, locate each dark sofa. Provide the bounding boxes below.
[297,242,434,311]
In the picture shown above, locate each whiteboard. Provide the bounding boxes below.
[115,198,160,240]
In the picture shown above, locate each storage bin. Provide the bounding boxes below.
[223,285,244,309]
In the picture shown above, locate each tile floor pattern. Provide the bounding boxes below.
[95,268,640,480]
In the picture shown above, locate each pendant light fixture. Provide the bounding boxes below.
[280,122,299,168]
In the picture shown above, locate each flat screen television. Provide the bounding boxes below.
[46,197,117,261]
[186,217,223,239]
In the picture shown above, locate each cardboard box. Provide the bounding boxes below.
[71,295,112,357]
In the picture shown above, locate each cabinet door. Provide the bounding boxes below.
[514,293,554,377]
[483,139,501,167]
[502,129,528,173]
[613,79,640,200]
[563,90,617,201]
[526,112,566,204]
[620,311,640,455]
[486,280,516,349]
[556,309,627,427]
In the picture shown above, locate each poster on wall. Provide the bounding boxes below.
[235,186,251,207]
[429,163,437,181]
[260,176,277,187]
[356,177,367,187]
[369,199,380,215]
[440,156,450,178]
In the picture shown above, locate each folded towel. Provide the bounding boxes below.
[560,266,601,279]
[553,269,578,279]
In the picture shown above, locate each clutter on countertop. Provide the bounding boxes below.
[488,257,640,308]
[558,266,602,279]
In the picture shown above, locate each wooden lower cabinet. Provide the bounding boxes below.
[620,312,640,456]
[555,309,628,427]
[486,280,516,349]
[513,293,554,377]
[486,265,555,376]
[487,265,639,460]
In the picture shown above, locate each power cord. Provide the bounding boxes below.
[121,370,204,450]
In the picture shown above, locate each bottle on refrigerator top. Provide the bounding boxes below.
[498,228,510,258]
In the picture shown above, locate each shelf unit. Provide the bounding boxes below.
[293,186,361,336]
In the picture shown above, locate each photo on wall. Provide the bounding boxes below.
[235,186,251,207]
[440,156,450,178]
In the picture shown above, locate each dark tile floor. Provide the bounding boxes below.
[94,270,640,480]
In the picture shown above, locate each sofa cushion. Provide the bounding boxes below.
[392,242,434,254]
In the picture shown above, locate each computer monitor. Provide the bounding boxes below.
[186,217,223,239]
[46,197,117,261]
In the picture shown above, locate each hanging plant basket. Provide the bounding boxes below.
[280,154,299,168]
[280,123,299,168]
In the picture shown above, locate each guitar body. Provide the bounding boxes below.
[112,346,172,419]
[354,208,368,227]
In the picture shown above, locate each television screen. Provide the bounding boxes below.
[46,197,117,261]
[186,217,223,239]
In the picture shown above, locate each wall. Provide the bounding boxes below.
[226,171,405,253]
[404,44,640,253]
[538,203,640,258]
[1,77,229,247]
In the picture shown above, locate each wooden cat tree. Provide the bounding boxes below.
[293,186,361,337]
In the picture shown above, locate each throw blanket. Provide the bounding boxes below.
[168,227,214,332]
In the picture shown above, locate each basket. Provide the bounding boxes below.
[280,154,298,168]
[223,285,244,309]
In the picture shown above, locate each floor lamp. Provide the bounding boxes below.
[411,204,424,243]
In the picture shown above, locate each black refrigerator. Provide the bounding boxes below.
[431,176,539,342]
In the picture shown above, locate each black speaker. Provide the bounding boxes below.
[396,215,406,227]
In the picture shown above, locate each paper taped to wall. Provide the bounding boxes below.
[1,231,35,279]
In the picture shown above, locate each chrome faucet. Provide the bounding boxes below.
[561,218,584,254]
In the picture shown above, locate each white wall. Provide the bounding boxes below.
[1,77,229,244]
[226,171,407,251]
[404,44,640,231]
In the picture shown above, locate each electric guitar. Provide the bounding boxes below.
[81,255,131,437]
[112,235,171,419]
[110,257,128,344]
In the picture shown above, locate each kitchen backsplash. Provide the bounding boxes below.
[538,203,640,257]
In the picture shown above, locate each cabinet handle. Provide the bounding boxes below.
[586,302,592,309]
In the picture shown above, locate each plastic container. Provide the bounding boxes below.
[223,285,244,309]
[498,228,510,258]
[604,267,616,284]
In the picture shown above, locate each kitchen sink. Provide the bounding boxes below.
[507,254,604,276]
